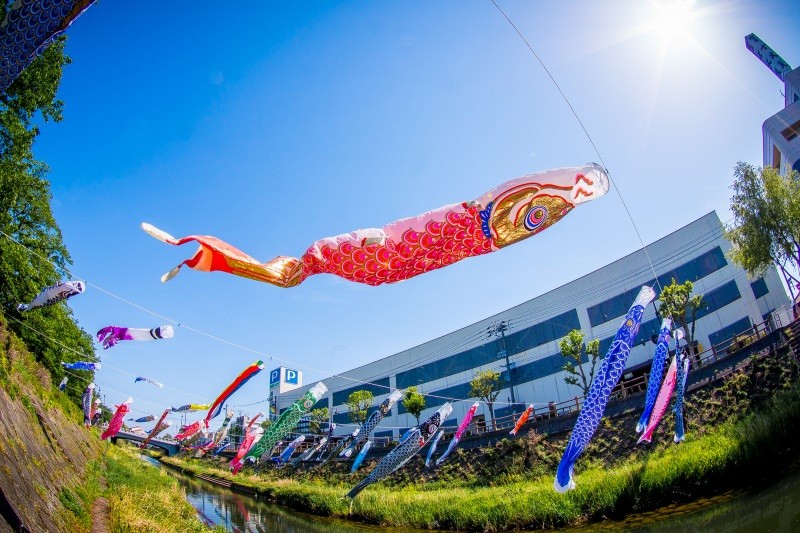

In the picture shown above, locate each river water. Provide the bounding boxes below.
[142,456,800,532]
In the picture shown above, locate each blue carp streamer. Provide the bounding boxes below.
[637,319,672,433]
[351,440,372,473]
[0,0,97,93]
[673,350,690,443]
[424,429,444,468]
[347,403,452,499]
[554,286,655,492]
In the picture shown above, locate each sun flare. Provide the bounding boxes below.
[651,0,698,41]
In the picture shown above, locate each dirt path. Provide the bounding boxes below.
[91,477,109,533]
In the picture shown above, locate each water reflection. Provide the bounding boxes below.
[172,467,415,533]
[148,454,800,532]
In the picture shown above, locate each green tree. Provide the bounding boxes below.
[308,407,329,434]
[658,279,703,358]
[260,419,273,431]
[0,21,94,401]
[346,390,373,425]
[402,386,426,426]
[726,162,800,291]
[470,369,501,429]
[559,329,600,396]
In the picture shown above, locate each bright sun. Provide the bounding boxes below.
[651,0,697,41]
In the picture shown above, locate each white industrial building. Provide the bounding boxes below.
[280,211,790,439]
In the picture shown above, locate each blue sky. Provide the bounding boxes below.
[30,1,800,429]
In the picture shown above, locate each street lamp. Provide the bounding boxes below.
[487,321,516,415]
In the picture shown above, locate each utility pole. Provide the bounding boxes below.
[487,321,516,415]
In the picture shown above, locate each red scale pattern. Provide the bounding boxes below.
[301,207,491,286]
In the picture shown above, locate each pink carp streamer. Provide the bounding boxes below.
[510,404,534,435]
[435,402,479,466]
[143,164,608,288]
[101,397,132,440]
[638,356,679,444]
[140,410,171,448]
[230,427,264,474]
[176,420,204,441]
[96,325,174,349]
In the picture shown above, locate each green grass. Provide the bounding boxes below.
[105,445,223,532]
[161,383,800,531]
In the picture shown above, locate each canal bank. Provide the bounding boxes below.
[157,373,800,531]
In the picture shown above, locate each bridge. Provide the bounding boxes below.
[111,430,181,456]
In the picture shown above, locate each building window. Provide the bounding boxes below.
[773,144,781,169]
[750,278,769,299]
[331,377,390,407]
[708,317,752,349]
[587,247,727,327]
[781,118,800,141]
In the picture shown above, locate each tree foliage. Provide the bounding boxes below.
[470,369,501,428]
[559,329,600,396]
[346,390,373,425]
[658,279,703,355]
[402,386,426,426]
[0,24,94,403]
[726,162,800,287]
[308,407,329,434]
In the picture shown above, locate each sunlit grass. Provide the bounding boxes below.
[161,383,800,530]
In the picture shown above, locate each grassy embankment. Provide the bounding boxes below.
[0,316,218,532]
[162,354,800,531]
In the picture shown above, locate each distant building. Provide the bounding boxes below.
[746,34,800,173]
[281,212,790,439]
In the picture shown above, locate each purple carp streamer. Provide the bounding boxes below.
[555,286,655,492]
[81,382,94,427]
[134,376,164,388]
[351,440,372,473]
[347,403,452,499]
[637,319,672,433]
[436,401,479,466]
[341,390,402,458]
[0,0,97,93]
[97,325,174,349]
[424,429,444,468]
[17,280,84,311]
[62,361,100,371]
[143,164,608,288]
[673,350,690,443]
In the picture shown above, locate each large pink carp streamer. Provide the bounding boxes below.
[436,401,479,466]
[96,325,174,349]
[143,164,608,288]
[101,397,132,440]
[638,355,679,444]
[17,280,84,311]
